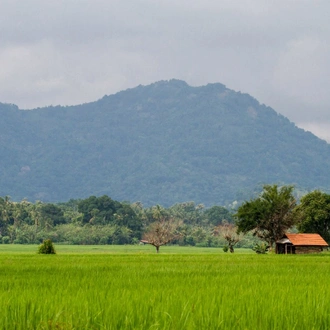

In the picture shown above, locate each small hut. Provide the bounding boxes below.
[276,233,328,254]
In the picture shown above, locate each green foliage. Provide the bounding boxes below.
[223,245,229,252]
[167,202,205,225]
[252,242,269,254]
[2,236,10,244]
[77,196,143,239]
[36,224,133,245]
[39,203,66,226]
[0,194,269,247]
[38,239,56,254]
[204,205,233,225]
[294,190,330,243]
[78,195,120,224]
[235,185,297,247]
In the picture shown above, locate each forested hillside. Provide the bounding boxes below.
[1,79,330,206]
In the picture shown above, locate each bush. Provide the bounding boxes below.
[223,245,229,252]
[131,237,140,245]
[38,239,56,254]
[99,237,110,245]
[252,242,269,254]
[2,236,10,244]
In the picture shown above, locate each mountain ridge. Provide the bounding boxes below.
[1,79,329,206]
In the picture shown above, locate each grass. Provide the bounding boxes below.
[0,244,252,254]
[0,245,329,329]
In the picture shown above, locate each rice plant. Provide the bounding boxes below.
[0,246,329,329]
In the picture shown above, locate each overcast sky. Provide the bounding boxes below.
[1,0,330,140]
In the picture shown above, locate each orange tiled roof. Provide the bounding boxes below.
[285,233,328,246]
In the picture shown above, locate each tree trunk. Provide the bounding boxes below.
[156,246,159,253]
[268,241,273,253]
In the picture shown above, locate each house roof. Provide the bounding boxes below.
[283,233,328,246]
[277,238,291,244]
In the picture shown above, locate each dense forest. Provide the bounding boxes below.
[0,194,258,248]
[1,80,330,206]
[2,185,330,249]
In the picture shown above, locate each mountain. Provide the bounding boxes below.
[1,79,330,206]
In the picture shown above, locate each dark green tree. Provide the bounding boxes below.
[168,202,204,225]
[0,196,11,236]
[77,195,120,224]
[204,205,233,226]
[294,190,330,243]
[235,185,297,250]
[39,203,66,226]
[77,195,142,240]
[113,203,143,239]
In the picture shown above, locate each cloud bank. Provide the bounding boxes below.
[1,0,330,140]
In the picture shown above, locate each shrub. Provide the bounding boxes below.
[99,237,110,245]
[252,242,269,254]
[38,239,56,254]
[131,237,140,245]
[2,236,10,244]
[223,245,229,252]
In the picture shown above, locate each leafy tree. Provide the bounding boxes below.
[0,196,11,237]
[57,199,83,223]
[204,205,233,226]
[168,202,204,225]
[294,190,330,243]
[39,203,66,226]
[235,185,297,249]
[143,205,170,225]
[113,203,143,239]
[78,195,120,224]
[0,197,8,236]
[0,197,32,242]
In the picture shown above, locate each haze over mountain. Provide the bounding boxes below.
[1,80,330,206]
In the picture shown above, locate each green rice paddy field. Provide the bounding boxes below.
[1,245,330,329]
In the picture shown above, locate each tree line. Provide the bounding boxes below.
[0,185,329,251]
[0,195,238,247]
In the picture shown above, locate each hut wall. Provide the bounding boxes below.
[276,244,294,254]
[295,246,323,254]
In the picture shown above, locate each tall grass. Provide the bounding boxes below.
[0,244,253,254]
[0,248,329,329]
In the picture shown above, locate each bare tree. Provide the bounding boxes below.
[141,217,183,253]
[214,223,241,253]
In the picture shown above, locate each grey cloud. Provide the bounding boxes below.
[0,0,330,140]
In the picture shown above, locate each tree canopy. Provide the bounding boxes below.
[294,190,330,243]
[235,185,297,248]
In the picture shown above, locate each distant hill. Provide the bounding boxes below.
[1,79,330,206]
